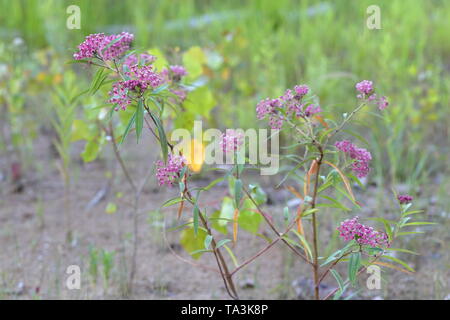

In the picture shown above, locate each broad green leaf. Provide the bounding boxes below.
[237,199,263,234]
[71,119,94,142]
[180,227,208,260]
[182,46,206,80]
[210,210,228,234]
[183,86,216,119]
[81,139,100,162]
[218,197,235,228]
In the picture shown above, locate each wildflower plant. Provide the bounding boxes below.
[75,32,432,300]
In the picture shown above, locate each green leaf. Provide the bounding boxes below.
[193,205,200,236]
[330,269,345,295]
[71,119,94,142]
[403,221,435,227]
[183,86,216,119]
[234,179,243,208]
[386,248,419,255]
[161,197,183,208]
[216,239,231,249]
[120,110,136,144]
[135,99,144,142]
[148,47,168,71]
[348,252,361,287]
[210,210,228,234]
[223,244,239,267]
[180,227,208,260]
[290,230,313,260]
[204,235,213,249]
[182,46,206,80]
[149,111,168,162]
[81,139,100,162]
[89,67,108,95]
[248,183,267,205]
[202,177,225,191]
[237,199,263,234]
[321,240,356,267]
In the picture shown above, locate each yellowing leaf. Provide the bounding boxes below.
[233,208,239,244]
[373,261,413,274]
[323,160,357,204]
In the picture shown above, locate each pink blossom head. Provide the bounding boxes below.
[220,129,244,153]
[156,154,186,187]
[337,216,389,248]
[335,140,372,178]
[355,80,374,97]
[124,53,156,67]
[398,194,413,204]
[294,84,309,98]
[73,32,134,61]
[303,104,321,117]
[169,65,188,78]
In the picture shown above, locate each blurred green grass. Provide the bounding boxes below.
[1,0,449,183]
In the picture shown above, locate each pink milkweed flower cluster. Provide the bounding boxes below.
[169,65,188,78]
[220,129,244,153]
[335,140,372,178]
[73,32,134,61]
[156,154,186,187]
[338,216,389,248]
[256,84,321,129]
[355,80,389,111]
[124,53,156,67]
[108,64,162,110]
[398,194,413,204]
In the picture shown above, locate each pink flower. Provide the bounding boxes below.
[377,96,389,110]
[169,65,188,78]
[398,194,413,204]
[335,140,372,178]
[108,81,132,110]
[220,129,244,153]
[303,104,321,117]
[355,80,374,97]
[125,64,163,89]
[73,32,134,61]
[338,216,389,248]
[156,154,186,187]
[124,53,156,67]
[294,84,309,98]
